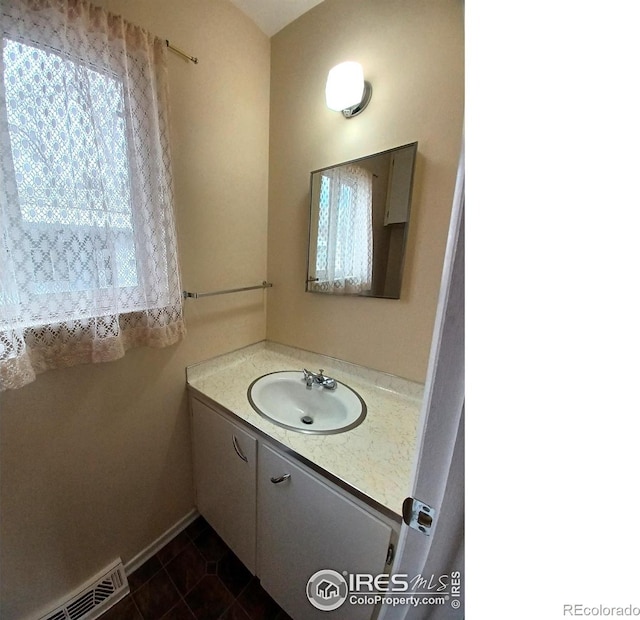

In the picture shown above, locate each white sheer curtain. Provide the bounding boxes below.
[311,164,373,294]
[0,0,185,391]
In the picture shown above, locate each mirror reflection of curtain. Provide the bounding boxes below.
[312,164,373,294]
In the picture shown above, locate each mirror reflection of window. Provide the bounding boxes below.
[311,164,373,294]
[306,142,417,300]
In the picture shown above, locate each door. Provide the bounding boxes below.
[191,397,258,574]
[380,145,465,620]
[258,444,393,620]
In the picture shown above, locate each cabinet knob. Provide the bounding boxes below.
[270,473,291,484]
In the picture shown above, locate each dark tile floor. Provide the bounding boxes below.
[102,516,292,620]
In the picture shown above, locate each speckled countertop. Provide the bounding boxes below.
[186,341,424,519]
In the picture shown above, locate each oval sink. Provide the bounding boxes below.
[247,371,366,434]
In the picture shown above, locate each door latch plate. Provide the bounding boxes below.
[402,497,435,535]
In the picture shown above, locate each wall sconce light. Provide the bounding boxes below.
[325,61,372,119]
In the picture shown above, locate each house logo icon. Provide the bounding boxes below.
[306,569,348,611]
[317,579,340,599]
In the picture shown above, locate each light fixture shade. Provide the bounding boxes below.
[325,61,365,112]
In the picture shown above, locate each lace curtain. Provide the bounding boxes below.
[310,164,373,294]
[0,0,185,391]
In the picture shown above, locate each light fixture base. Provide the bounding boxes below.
[342,81,372,118]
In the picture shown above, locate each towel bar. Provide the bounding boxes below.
[182,281,272,299]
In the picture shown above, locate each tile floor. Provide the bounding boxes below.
[102,516,292,620]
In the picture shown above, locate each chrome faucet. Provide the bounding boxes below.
[302,368,337,390]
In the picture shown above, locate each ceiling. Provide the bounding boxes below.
[227,0,325,37]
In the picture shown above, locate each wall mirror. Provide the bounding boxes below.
[306,142,418,299]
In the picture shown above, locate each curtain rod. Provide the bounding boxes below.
[166,40,198,64]
[183,281,273,299]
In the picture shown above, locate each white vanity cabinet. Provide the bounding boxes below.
[191,397,257,573]
[258,444,395,620]
[190,394,397,620]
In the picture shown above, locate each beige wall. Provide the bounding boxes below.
[0,1,270,618]
[267,0,464,382]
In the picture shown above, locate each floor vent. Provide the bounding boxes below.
[40,560,129,620]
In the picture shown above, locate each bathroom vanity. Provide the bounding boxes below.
[187,341,423,620]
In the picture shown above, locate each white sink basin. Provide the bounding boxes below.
[247,371,366,434]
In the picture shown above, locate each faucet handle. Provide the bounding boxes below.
[303,368,315,388]
[318,369,337,390]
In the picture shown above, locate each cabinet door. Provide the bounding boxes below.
[258,444,392,620]
[191,397,257,573]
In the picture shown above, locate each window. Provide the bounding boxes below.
[0,0,184,391]
[3,39,138,303]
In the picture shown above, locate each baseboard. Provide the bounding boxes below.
[124,508,199,575]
